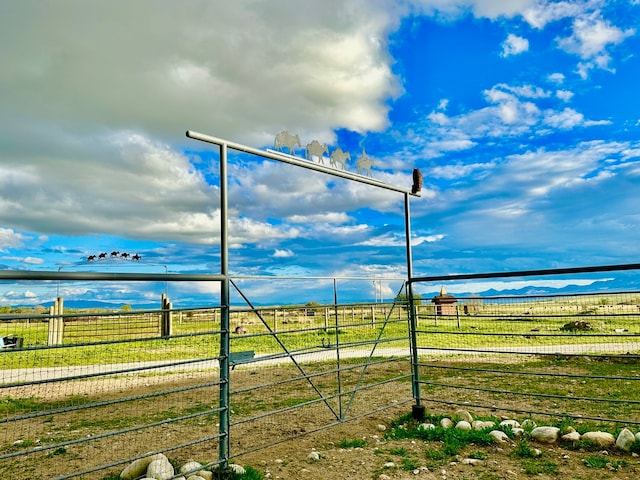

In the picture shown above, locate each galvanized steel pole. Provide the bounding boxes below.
[404,192,424,419]
[219,142,231,467]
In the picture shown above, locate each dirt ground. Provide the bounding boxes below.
[235,409,640,480]
[2,364,640,480]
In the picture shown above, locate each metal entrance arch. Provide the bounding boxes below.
[185,130,423,466]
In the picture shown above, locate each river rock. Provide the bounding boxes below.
[616,428,635,451]
[500,419,521,429]
[147,456,175,480]
[455,421,472,430]
[489,430,509,443]
[441,418,453,429]
[454,410,473,423]
[561,431,581,442]
[179,461,203,474]
[582,431,615,447]
[120,453,167,480]
[530,426,560,443]
[193,471,212,480]
[472,420,495,430]
[307,451,320,461]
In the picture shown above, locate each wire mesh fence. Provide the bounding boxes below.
[410,270,640,429]
[0,283,413,479]
[2,266,640,478]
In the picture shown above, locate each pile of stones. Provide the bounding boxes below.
[119,453,245,480]
[421,409,639,453]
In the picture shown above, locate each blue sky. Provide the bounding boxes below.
[1,0,640,307]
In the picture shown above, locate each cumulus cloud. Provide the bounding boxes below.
[519,1,636,76]
[0,228,29,252]
[557,13,635,76]
[0,1,401,146]
[413,0,537,19]
[547,72,565,84]
[0,0,408,251]
[555,90,574,102]
[430,82,601,141]
[558,13,635,60]
[522,0,586,29]
[501,34,529,57]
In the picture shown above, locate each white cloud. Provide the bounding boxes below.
[0,228,29,252]
[0,1,401,146]
[358,232,444,247]
[1,256,44,265]
[542,107,588,129]
[460,83,601,135]
[547,72,565,84]
[555,90,574,102]
[427,139,477,153]
[557,12,635,76]
[273,249,295,258]
[558,14,635,60]
[522,0,586,29]
[501,34,529,57]
[286,213,353,224]
[430,161,496,180]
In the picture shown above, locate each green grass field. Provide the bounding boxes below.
[1,294,639,370]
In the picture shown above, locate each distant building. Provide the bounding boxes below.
[431,286,457,315]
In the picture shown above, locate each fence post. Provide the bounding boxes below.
[161,294,172,337]
[48,297,65,346]
[56,297,64,344]
[333,278,343,420]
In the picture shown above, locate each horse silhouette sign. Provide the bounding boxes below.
[273,131,378,177]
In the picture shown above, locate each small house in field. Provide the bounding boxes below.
[431,286,457,315]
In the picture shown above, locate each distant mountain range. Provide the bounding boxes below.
[420,276,640,299]
[14,276,637,311]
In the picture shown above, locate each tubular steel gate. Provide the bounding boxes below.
[408,263,640,430]
[0,278,414,479]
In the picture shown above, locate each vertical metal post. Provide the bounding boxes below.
[333,278,343,420]
[219,143,231,467]
[404,193,424,420]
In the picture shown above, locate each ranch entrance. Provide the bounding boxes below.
[1,132,639,478]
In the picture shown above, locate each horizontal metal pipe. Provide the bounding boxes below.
[410,262,640,284]
[186,130,420,196]
[0,271,225,282]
